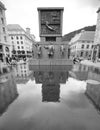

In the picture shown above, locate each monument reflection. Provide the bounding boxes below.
[34,67,69,102]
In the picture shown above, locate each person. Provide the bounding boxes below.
[5,56,9,64]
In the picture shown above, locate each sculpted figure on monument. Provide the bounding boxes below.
[35,44,42,58]
[60,45,65,57]
[44,43,55,58]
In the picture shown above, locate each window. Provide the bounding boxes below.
[20,36,23,39]
[80,51,83,56]
[45,37,56,42]
[11,36,13,40]
[1,18,4,24]
[12,45,14,48]
[17,41,19,44]
[87,41,90,43]
[18,46,20,49]
[82,40,85,43]
[86,45,89,49]
[16,36,19,39]
[81,44,84,49]
[2,27,5,33]
[4,36,7,42]
[0,9,3,14]
[85,51,88,56]
[91,45,94,48]
[21,46,24,49]
[21,41,23,44]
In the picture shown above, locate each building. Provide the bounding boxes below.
[91,7,100,62]
[7,24,35,59]
[69,30,95,59]
[0,2,11,63]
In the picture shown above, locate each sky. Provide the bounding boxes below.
[1,0,100,40]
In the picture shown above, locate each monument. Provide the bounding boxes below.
[31,7,72,65]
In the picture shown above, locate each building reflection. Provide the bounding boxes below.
[0,72,18,115]
[34,68,69,102]
[14,62,32,84]
[70,64,89,80]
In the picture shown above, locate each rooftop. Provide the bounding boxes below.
[7,24,35,41]
[37,7,64,11]
[7,24,24,32]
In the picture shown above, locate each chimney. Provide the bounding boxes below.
[26,27,30,34]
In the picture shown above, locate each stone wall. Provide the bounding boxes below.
[85,83,100,110]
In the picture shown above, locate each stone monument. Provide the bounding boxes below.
[32,7,72,65]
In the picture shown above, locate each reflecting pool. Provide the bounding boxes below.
[0,63,100,130]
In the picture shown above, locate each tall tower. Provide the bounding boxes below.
[94,8,100,45]
[92,7,100,61]
[37,7,64,42]
[0,1,11,62]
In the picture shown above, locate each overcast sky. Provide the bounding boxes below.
[1,0,100,40]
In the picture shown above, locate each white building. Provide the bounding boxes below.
[69,30,95,59]
[7,24,35,59]
[0,2,11,63]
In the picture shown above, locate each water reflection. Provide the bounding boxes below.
[34,67,69,102]
[0,72,18,115]
[0,64,100,130]
[42,84,60,102]
[70,64,90,80]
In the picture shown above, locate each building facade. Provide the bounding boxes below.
[0,2,11,63]
[69,30,95,59]
[7,24,35,59]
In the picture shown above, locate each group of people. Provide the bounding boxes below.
[5,55,27,65]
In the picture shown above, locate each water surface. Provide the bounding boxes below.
[0,64,100,130]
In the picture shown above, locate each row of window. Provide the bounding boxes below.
[3,36,7,42]
[12,45,24,49]
[80,51,90,57]
[2,27,6,33]
[11,36,23,40]
[81,44,94,49]
[17,41,23,44]
[71,44,94,50]
[17,46,24,49]
[1,17,4,24]
[12,41,23,44]
[81,40,94,43]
